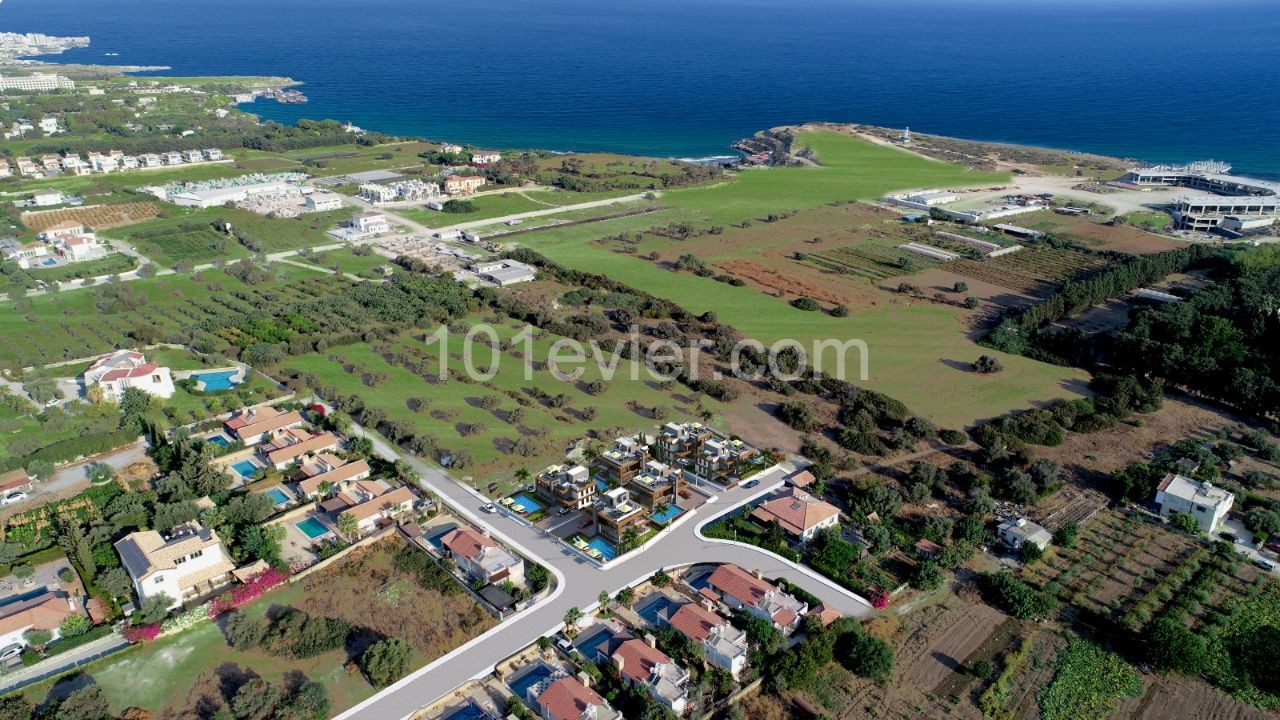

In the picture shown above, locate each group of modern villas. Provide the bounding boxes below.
[514,423,761,555]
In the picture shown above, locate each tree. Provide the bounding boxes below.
[1053,521,1079,548]
[86,462,115,485]
[54,685,112,720]
[136,594,174,624]
[98,567,133,599]
[60,614,92,638]
[846,635,894,680]
[283,681,330,720]
[23,628,52,650]
[973,355,1004,374]
[361,638,413,687]
[231,678,281,720]
[1148,616,1207,675]
[528,563,550,593]
[118,387,152,429]
[1020,541,1044,564]
[224,610,267,650]
[615,587,634,607]
[24,459,54,481]
[1245,507,1280,536]
[863,524,892,555]
[953,281,969,293]
[0,696,33,720]
[563,607,583,627]
[911,560,944,591]
[1168,512,1201,535]
[337,512,360,539]
[598,590,611,611]
[23,377,62,405]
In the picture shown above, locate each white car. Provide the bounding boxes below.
[481,502,497,514]
[1,491,28,506]
[0,644,22,661]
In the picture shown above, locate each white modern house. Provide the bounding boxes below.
[114,522,236,609]
[1155,473,1234,534]
[83,350,175,401]
[350,211,391,235]
[997,517,1053,551]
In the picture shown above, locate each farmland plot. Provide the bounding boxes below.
[21,201,163,231]
[948,245,1108,295]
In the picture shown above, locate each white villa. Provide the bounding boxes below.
[114,522,236,609]
[1155,473,1235,534]
[83,350,175,401]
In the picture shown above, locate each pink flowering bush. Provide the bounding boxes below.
[208,567,289,618]
[122,623,162,643]
[868,588,890,610]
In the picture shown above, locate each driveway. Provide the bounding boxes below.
[1,441,148,521]
[332,416,870,720]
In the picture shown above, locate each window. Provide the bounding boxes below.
[174,556,186,565]
[189,549,204,560]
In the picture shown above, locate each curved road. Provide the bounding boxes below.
[336,423,871,720]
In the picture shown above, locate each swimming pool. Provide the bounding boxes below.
[193,370,239,392]
[425,525,456,550]
[231,460,260,478]
[636,594,675,625]
[41,259,56,266]
[595,477,609,492]
[262,487,289,505]
[206,435,230,447]
[507,663,555,701]
[296,517,330,539]
[443,702,488,720]
[509,493,543,514]
[650,505,684,524]
[585,536,617,561]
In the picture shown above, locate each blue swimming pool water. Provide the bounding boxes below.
[650,505,684,524]
[193,370,239,392]
[585,536,617,561]
[206,435,230,446]
[263,488,289,505]
[443,702,487,720]
[296,517,330,539]
[507,664,555,701]
[509,493,543,514]
[636,595,675,625]
[595,478,608,492]
[425,525,455,550]
[41,259,56,266]
[231,460,259,478]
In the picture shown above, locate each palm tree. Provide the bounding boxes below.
[614,587,634,607]
[563,607,583,627]
[337,513,359,539]
[598,590,611,611]
[653,502,671,520]
[515,467,532,488]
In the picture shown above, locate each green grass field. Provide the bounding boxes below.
[284,319,722,489]
[509,131,1085,428]
[26,253,138,282]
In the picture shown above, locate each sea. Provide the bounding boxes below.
[4,0,1280,176]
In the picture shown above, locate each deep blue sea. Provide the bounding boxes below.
[4,0,1280,175]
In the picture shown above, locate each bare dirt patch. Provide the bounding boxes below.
[718,259,850,305]
[1114,674,1271,720]
[898,600,1007,692]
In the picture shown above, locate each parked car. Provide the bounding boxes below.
[557,506,572,516]
[1,491,28,506]
[0,644,22,661]
[578,519,591,529]
[1221,532,1237,543]
[741,479,760,489]
[481,503,497,514]
[1254,558,1276,572]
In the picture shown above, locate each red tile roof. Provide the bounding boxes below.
[441,525,498,562]
[667,602,725,643]
[537,677,607,720]
[611,637,673,685]
[98,362,158,382]
[751,488,840,536]
[707,563,774,607]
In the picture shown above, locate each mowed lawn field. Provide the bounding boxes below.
[512,131,1088,428]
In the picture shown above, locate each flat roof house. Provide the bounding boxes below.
[224,406,306,446]
[350,211,391,235]
[533,676,622,720]
[0,591,81,650]
[304,192,344,212]
[440,525,525,586]
[536,464,597,511]
[626,460,681,511]
[996,517,1052,551]
[598,435,651,483]
[83,349,175,401]
[114,522,235,610]
[1155,473,1235,534]
[593,487,648,544]
[751,487,840,542]
[706,563,807,633]
[667,602,750,678]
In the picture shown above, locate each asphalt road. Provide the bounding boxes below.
[335,422,871,720]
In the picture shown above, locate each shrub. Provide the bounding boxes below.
[791,297,820,311]
[360,637,413,687]
[224,610,268,650]
[122,623,162,643]
[59,615,92,638]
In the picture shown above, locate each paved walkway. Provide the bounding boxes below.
[0,631,129,695]
[334,419,870,720]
